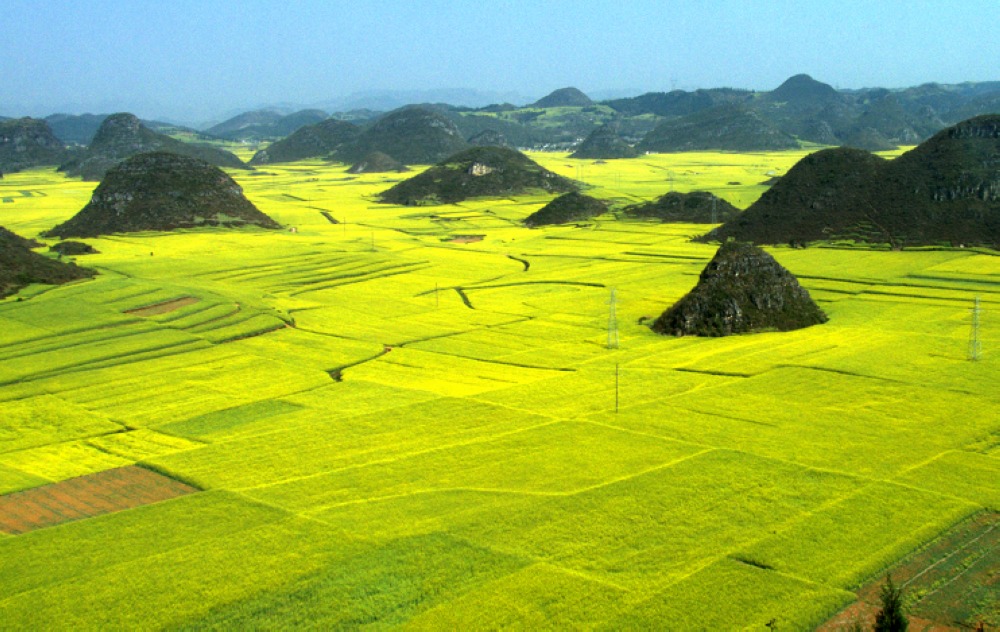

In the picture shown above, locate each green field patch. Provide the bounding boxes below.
[405,562,629,629]
[246,421,702,512]
[146,397,552,490]
[0,440,130,482]
[0,395,122,454]
[0,517,331,629]
[736,482,977,589]
[173,533,528,630]
[605,558,854,630]
[0,463,49,495]
[453,450,858,591]
[0,490,288,599]
[895,450,1000,509]
[161,399,304,438]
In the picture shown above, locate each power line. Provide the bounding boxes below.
[607,288,619,350]
[969,296,982,361]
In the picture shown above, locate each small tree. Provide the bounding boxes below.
[873,574,908,632]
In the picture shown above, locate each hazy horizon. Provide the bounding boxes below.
[4,0,999,125]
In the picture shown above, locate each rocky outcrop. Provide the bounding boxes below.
[60,113,248,181]
[378,146,577,206]
[524,192,608,227]
[45,152,279,238]
[652,241,827,337]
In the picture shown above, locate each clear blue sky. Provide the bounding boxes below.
[3,0,998,124]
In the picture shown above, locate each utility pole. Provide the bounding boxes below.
[969,296,982,361]
[607,288,619,350]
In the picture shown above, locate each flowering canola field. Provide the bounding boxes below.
[0,149,997,629]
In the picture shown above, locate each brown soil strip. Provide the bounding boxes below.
[448,234,485,243]
[125,296,200,317]
[0,465,198,534]
[818,511,999,631]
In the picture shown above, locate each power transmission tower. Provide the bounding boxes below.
[607,288,619,349]
[969,296,982,361]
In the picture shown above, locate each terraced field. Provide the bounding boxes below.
[0,149,996,629]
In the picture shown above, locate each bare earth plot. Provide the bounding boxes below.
[0,465,198,534]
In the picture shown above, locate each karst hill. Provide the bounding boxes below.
[652,240,828,337]
[0,226,95,298]
[346,151,409,174]
[249,119,360,165]
[44,152,280,238]
[638,104,799,152]
[378,146,577,206]
[60,113,249,181]
[340,106,470,165]
[0,118,67,173]
[570,123,638,159]
[531,87,594,108]
[524,192,608,227]
[705,114,1000,249]
[624,191,741,223]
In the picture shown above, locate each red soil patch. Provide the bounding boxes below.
[0,466,197,534]
[125,296,200,316]
[448,234,485,243]
[819,511,999,631]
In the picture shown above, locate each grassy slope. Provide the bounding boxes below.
[0,148,996,629]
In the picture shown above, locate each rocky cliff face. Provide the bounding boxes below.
[44,152,279,238]
[652,241,827,337]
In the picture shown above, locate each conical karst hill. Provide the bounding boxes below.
[0,118,67,173]
[570,123,638,159]
[60,113,248,181]
[652,241,827,337]
[523,192,608,227]
[249,119,360,165]
[638,104,799,152]
[0,226,95,298]
[532,87,593,108]
[346,151,409,174]
[624,191,741,223]
[44,152,279,238]
[706,114,1000,248]
[339,106,469,164]
[378,146,577,206]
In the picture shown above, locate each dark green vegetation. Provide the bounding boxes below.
[0,118,67,173]
[59,113,248,181]
[346,151,409,174]
[531,87,593,108]
[638,104,799,152]
[570,122,638,159]
[44,152,279,238]
[341,106,470,165]
[0,226,95,298]
[523,192,608,227]
[873,576,908,632]
[205,109,329,141]
[378,146,577,205]
[249,119,360,165]
[652,241,827,336]
[623,191,741,223]
[706,115,1000,248]
[467,129,511,147]
[50,241,99,255]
